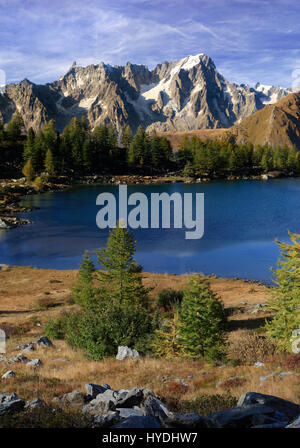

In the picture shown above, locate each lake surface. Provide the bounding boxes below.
[0,179,299,283]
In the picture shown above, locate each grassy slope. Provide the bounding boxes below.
[1,266,299,411]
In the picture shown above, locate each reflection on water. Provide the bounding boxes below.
[0,179,299,283]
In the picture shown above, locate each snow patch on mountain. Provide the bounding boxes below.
[255,82,291,104]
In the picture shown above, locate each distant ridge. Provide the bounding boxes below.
[231,92,300,149]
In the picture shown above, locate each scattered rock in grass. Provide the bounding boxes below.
[254,362,265,368]
[116,346,139,361]
[216,376,246,389]
[259,371,298,386]
[0,392,18,403]
[37,336,53,347]
[0,399,25,416]
[25,398,46,410]
[26,358,42,367]
[1,370,16,379]
[21,343,35,353]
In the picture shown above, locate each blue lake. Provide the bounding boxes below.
[0,179,299,283]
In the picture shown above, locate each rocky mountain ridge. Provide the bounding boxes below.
[0,54,291,134]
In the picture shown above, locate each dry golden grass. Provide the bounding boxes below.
[157,129,227,152]
[1,267,298,410]
[1,337,300,408]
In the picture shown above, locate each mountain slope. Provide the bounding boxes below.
[0,54,291,134]
[232,92,300,149]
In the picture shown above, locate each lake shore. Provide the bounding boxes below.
[1,170,299,229]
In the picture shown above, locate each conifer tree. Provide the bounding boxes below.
[72,251,97,309]
[23,128,35,162]
[44,148,55,175]
[266,232,300,350]
[179,276,227,361]
[122,124,132,150]
[152,310,183,359]
[22,158,35,182]
[6,111,24,142]
[97,223,149,308]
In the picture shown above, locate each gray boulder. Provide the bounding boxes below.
[112,416,162,428]
[0,218,11,229]
[116,387,144,408]
[238,392,300,421]
[82,390,119,414]
[286,415,300,428]
[21,343,35,353]
[0,355,7,362]
[205,403,277,428]
[26,358,42,367]
[139,395,171,422]
[164,413,207,428]
[0,392,18,403]
[57,391,85,407]
[85,383,111,399]
[116,346,139,361]
[0,399,25,415]
[118,408,144,418]
[1,370,16,379]
[37,336,53,347]
[93,412,120,427]
[253,421,289,428]
[25,398,46,410]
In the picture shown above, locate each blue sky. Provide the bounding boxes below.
[0,0,299,87]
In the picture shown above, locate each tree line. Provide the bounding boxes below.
[178,135,300,177]
[1,111,300,181]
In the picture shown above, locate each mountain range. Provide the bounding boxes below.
[0,54,291,135]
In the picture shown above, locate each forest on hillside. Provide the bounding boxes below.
[1,112,300,182]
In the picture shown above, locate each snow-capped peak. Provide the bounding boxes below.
[254,82,291,104]
[178,54,205,71]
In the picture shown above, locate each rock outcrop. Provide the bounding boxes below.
[1,375,299,428]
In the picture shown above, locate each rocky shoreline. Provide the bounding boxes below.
[0,170,298,230]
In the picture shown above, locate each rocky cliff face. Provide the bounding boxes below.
[0,54,291,134]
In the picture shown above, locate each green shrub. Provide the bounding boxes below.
[64,302,152,360]
[179,276,227,362]
[156,289,183,311]
[45,317,67,340]
[266,232,300,351]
